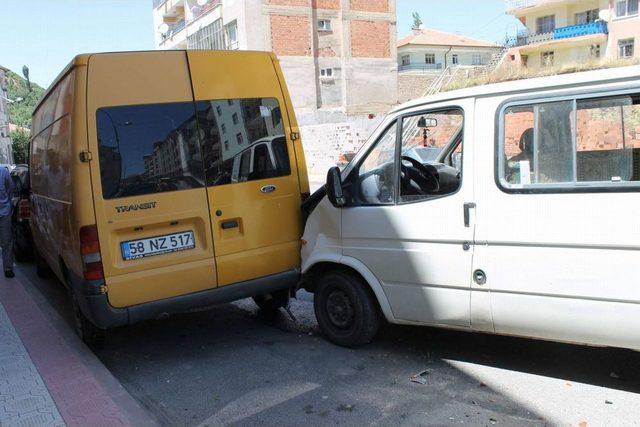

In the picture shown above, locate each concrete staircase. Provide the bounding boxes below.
[422,46,510,97]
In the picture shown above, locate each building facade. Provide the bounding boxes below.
[153,0,398,181]
[397,29,500,74]
[0,66,12,164]
[505,0,639,69]
[152,0,398,123]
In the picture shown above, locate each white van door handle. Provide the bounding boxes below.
[261,185,277,194]
[463,202,476,228]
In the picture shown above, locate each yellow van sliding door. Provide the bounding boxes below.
[187,51,303,286]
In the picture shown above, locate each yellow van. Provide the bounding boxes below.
[29,50,309,344]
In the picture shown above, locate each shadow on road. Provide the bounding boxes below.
[18,261,638,426]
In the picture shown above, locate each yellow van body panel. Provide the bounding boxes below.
[85,51,217,308]
[271,57,310,196]
[31,50,308,318]
[187,50,303,286]
[30,64,89,285]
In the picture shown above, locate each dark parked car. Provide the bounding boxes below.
[10,164,33,261]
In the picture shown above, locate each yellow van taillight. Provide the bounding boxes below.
[18,199,31,221]
[80,225,104,281]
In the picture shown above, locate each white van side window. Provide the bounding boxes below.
[501,93,640,190]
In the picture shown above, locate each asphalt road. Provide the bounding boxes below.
[19,262,640,426]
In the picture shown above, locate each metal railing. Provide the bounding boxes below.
[160,19,186,42]
[554,21,608,40]
[398,63,443,72]
[506,21,607,47]
[153,0,168,9]
[505,0,539,11]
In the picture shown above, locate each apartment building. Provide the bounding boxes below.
[152,0,398,123]
[0,66,12,164]
[398,29,500,74]
[505,0,639,69]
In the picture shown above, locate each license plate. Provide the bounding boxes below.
[121,231,195,261]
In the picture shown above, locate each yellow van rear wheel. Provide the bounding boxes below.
[253,289,289,318]
[69,290,105,347]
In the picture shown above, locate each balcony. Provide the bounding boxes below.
[160,19,186,43]
[554,21,608,40]
[507,21,608,47]
[505,0,573,12]
[398,63,444,73]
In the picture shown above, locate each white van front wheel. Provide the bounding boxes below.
[314,270,380,347]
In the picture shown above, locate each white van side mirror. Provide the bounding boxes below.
[326,166,346,207]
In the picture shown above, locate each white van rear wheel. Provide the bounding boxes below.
[314,270,380,347]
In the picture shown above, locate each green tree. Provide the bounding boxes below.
[10,130,29,164]
[5,69,44,129]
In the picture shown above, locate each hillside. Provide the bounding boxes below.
[5,69,45,129]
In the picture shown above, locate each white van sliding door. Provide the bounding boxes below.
[341,99,476,328]
[474,89,640,350]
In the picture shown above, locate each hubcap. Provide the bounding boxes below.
[326,290,354,329]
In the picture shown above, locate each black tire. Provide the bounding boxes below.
[314,270,380,347]
[34,247,50,277]
[253,289,289,318]
[70,290,105,347]
[13,227,32,262]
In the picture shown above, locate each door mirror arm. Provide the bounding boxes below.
[326,166,346,208]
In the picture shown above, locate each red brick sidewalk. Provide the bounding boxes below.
[0,271,158,427]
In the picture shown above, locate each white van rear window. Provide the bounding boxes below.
[501,93,640,190]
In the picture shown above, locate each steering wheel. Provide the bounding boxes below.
[401,156,440,194]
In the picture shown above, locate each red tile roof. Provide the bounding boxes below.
[398,29,499,48]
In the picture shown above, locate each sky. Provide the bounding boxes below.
[0,0,521,89]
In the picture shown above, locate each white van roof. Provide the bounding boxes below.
[392,64,640,113]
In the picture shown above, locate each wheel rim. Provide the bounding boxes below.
[326,289,355,329]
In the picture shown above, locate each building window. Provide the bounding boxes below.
[452,54,459,65]
[619,38,635,58]
[227,99,233,106]
[187,18,225,50]
[216,105,222,116]
[232,112,239,124]
[320,68,334,78]
[401,55,410,66]
[224,141,229,151]
[575,9,600,24]
[221,123,227,134]
[591,44,601,58]
[616,0,639,17]
[225,20,238,50]
[318,19,332,31]
[471,54,483,65]
[540,51,554,67]
[536,15,556,34]
[236,133,244,145]
[425,53,435,64]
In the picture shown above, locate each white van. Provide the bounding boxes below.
[301,65,640,350]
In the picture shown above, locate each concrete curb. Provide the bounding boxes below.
[0,271,158,427]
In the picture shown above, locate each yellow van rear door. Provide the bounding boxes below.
[187,51,303,286]
[86,51,217,308]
